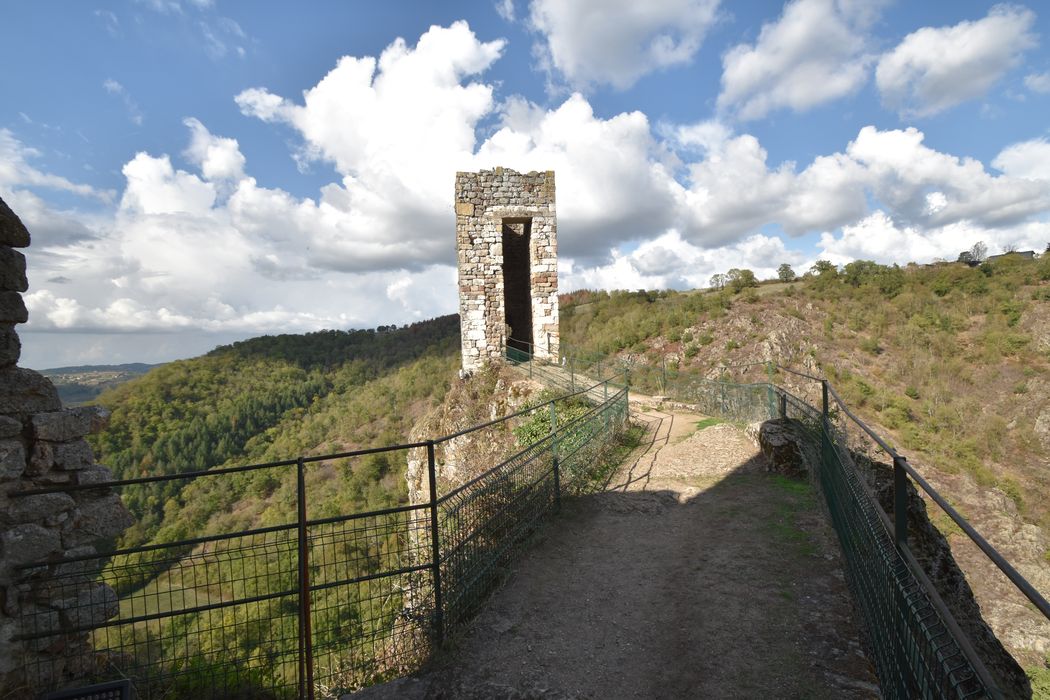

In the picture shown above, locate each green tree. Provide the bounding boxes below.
[777,263,796,282]
[809,260,837,276]
[727,268,758,293]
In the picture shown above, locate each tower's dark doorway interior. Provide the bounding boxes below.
[502,218,533,355]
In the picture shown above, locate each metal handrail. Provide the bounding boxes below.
[823,382,1050,621]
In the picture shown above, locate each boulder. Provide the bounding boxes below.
[758,419,808,478]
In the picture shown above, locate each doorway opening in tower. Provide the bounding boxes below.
[502,217,533,356]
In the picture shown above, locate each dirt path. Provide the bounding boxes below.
[355,408,879,699]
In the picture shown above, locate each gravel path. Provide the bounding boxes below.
[354,408,879,699]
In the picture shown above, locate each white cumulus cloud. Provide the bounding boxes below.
[183,117,246,181]
[529,0,721,90]
[993,138,1050,181]
[876,5,1037,117]
[717,0,882,120]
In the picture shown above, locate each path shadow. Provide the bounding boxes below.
[358,427,881,699]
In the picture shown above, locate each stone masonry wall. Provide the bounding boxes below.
[455,168,558,374]
[0,197,133,697]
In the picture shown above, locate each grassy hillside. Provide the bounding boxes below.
[80,316,461,694]
[562,254,1050,525]
[90,316,459,547]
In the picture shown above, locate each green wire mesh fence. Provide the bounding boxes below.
[11,374,629,700]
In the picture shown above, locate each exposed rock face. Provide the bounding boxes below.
[0,197,132,698]
[456,168,558,374]
[405,364,540,505]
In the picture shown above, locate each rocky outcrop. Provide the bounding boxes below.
[405,363,540,505]
[0,197,133,698]
[757,418,810,479]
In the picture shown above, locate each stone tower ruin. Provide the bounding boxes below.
[455,168,558,374]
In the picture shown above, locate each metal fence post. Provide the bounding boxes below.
[779,393,787,420]
[296,457,315,700]
[426,441,444,645]
[603,381,609,432]
[821,380,829,423]
[820,380,830,474]
[893,455,908,549]
[549,402,561,512]
[570,355,576,391]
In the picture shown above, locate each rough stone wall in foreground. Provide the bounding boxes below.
[455,168,558,374]
[0,197,133,696]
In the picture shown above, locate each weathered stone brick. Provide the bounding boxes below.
[0,291,28,324]
[71,493,134,541]
[31,406,108,441]
[0,197,30,248]
[0,323,19,366]
[0,248,27,292]
[1,523,62,566]
[0,415,21,439]
[4,492,75,525]
[0,367,61,414]
[52,440,94,471]
[0,439,25,480]
[53,584,119,629]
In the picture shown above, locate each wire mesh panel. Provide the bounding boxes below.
[13,373,630,699]
[307,506,434,695]
[433,384,629,636]
[436,433,559,631]
[19,525,302,699]
[671,377,774,423]
[818,420,989,698]
[694,378,995,699]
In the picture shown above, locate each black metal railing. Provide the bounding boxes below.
[10,375,629,699]
[518,340,1048,698]
[664,361,1050,700]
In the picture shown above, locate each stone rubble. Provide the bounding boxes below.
[0,196,133,697]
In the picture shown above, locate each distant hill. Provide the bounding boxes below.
[88,314,460,548]
[41,363,161,406]
[43,362,158,374]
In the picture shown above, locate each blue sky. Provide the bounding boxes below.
[3,0,1050,368]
